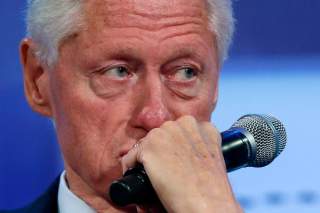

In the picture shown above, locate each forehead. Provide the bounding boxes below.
[82,0,209,31]
[59,0,217,68]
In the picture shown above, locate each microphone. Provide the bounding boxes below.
[109,114,287,206]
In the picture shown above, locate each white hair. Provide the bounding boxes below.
[26,0,234,68]
[26,0,84,67]
[206,0,234,62]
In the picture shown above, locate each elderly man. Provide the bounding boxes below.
[9,0,242,212]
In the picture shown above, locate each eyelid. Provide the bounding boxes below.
[176,66,199,73]
[169,64,201,77]
[99,64,129,73]
[168,61,202,74]
[95,64,136,79]
[91,64,136,83]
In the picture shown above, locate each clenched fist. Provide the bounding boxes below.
[122,116,243,213]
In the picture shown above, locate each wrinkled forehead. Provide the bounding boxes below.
[82,0,209,30]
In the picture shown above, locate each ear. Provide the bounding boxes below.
[20,38,53,117]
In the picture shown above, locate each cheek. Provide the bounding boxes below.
[168,91,217,121]
[168,77,218,120]
[56,95,131,191]
[49,70,133,189]
[89,74,133,98]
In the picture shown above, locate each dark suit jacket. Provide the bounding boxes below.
[1,177,60,213]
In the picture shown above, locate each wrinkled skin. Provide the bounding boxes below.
[20,0,242,212]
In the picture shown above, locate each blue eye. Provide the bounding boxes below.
[103,66,130,79]
[174,67,197,81]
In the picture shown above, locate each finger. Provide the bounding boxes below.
[160,120,187,146]
[121,142,143,174]
[200,122,222,150]
[122,127,169,173]
[201,122,222,146]
[176,115,210,156]
[200,122,226,169]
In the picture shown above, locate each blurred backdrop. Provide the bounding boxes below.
[0,0,319,212]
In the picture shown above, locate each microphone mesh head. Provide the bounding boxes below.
[231,114,287,167]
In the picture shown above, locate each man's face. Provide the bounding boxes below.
[47,0,219,196]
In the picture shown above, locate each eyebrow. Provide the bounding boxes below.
[162,46,207,65]
[97,41,209,68]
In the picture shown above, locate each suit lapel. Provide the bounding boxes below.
[10,176,60,213]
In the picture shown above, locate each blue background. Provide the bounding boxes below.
[1,0,319,212]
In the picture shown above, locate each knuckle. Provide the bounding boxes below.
[215,133,222,146]
[161,120,176,129]
[138,147,149,166]
[178,115,197,124]
[202,122,221,145]
[148,127,163,138]
[147,128,171,143]
[203,121,218,133]
[177,115,198,127]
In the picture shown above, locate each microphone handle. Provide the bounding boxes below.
[221,128,255,171]
[109,128,253,206]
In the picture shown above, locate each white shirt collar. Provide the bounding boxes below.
[58,171,96,213]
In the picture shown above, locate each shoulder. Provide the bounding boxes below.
[1,176,60,213]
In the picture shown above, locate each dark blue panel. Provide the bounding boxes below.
[230,0,320,56]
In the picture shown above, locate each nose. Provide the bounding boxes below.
[131,75,171,131]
